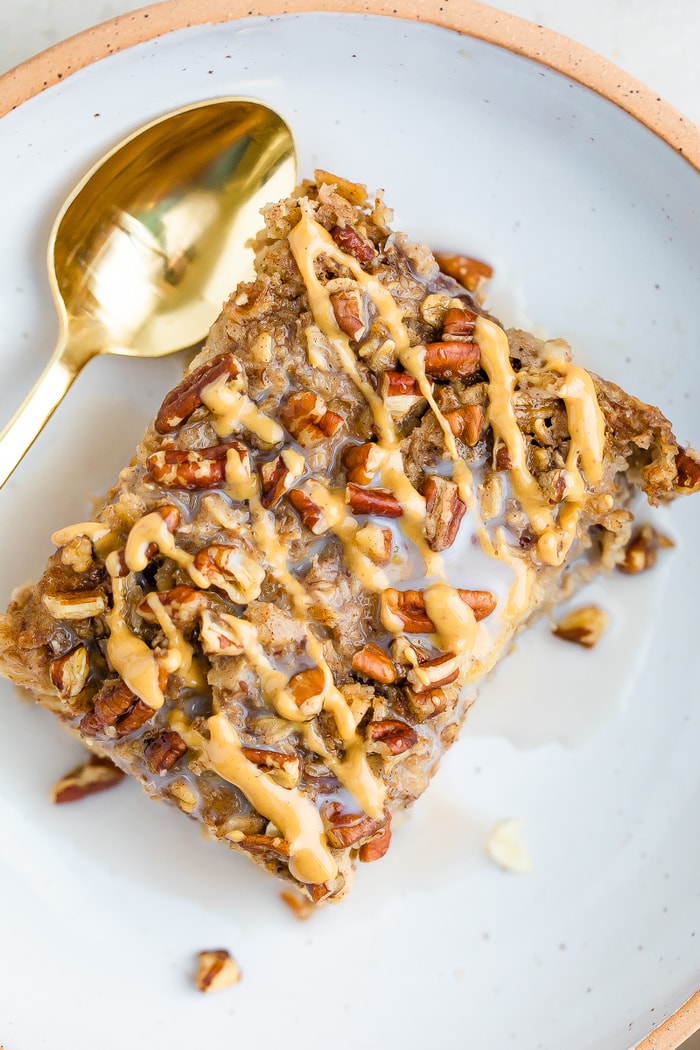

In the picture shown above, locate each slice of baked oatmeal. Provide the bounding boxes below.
[1,170,698,903]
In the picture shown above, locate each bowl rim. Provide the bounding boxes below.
[0,1,698,1046]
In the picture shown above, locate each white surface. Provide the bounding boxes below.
[0,5,699,1050]
[0,1,699,127]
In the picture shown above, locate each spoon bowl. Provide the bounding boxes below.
[0,97,296,487]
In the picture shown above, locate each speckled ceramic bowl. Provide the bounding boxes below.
[0,4,698,1048]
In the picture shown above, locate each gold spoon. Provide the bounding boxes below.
[0,97,296,488]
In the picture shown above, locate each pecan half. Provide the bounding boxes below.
[434,251,493,293]
[351,644,396,684]
[346,483,403,518]
[51,755,125,804]
[146,442,245,490]
[441,306,477,341]
[365,719,418,756]
[444,405,484,446]
[331,224,375,265]
[287,666,326,717]
[330,288,367,340]
[322,802,387,849]
[423,475,467,551]
[236,833,290,859]
[279,391,344,446]
[194,949,241,993]
[259,449,306,509]
[193,544,265,604]
[79,679,153,739]
[155,352,242,433]
[423,341,481,380]
[49,645,90,699]
[382,587,496,632]
[144,730,187,775]
[343,442,384,485]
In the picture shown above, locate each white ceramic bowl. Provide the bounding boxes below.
[0,5,698,1048]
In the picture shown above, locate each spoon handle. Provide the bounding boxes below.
[0,341,84,488]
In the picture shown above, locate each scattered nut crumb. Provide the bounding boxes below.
[552,605,608,648]
[280,888,315,920]
[194,949,241,993]
[486,819,533,874]
[618,523,674,575]
[50,754,125,804]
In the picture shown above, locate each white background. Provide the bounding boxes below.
[0,2,698,1047]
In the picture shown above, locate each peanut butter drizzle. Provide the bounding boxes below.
[51,522,112,546]
[474,317,606,566]
[201,374,284,446]
[171,711,338,885]
[104,563,167,711]
[143,592,207,693]
[288,211,439,574]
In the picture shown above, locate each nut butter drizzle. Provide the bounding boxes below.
[474,317,606,566]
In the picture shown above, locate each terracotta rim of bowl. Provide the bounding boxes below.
[0,1,698,1046]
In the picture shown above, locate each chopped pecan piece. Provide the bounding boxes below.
[144,730,187,775]
[358,820,392,862]
[343,442,384,485]
[42,590,106,621]
[434,251,493,293]
[423,341,481,380]
[405,685,450,721]
[51,755,125,804]
[280,889,315,920]
[552,605,609,648]
[198,608,247,656]
[354,522,393,564]
[288,486,330,535]
[675,449,700,492]
[322,802,387,849]
[380,370,428,418]
[155,352,241,433]
[331,224,375,265]
[194,949,241,993]
[240,747,300,789]
[441,306,477,341]
[138,585,208,630]
[444,405,484,446]
[236,833,291,859]
[406,651,461,691]
[49,645,90,699]
[79,679,153,739]
[287,666,326,717]
[346,483,403,518]
[494,443,513,471]
[330,288,367,340]
[279,391,344,446]
[193,544,265,604]
[146,442,245,490]
[618,523,674,575]
[365,719,418,756]
[382,587,496,632]
[259,449,305,508]
[351,644,396,684]
[423,475,467,551]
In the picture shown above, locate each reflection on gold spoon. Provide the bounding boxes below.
[0,97,297,488]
